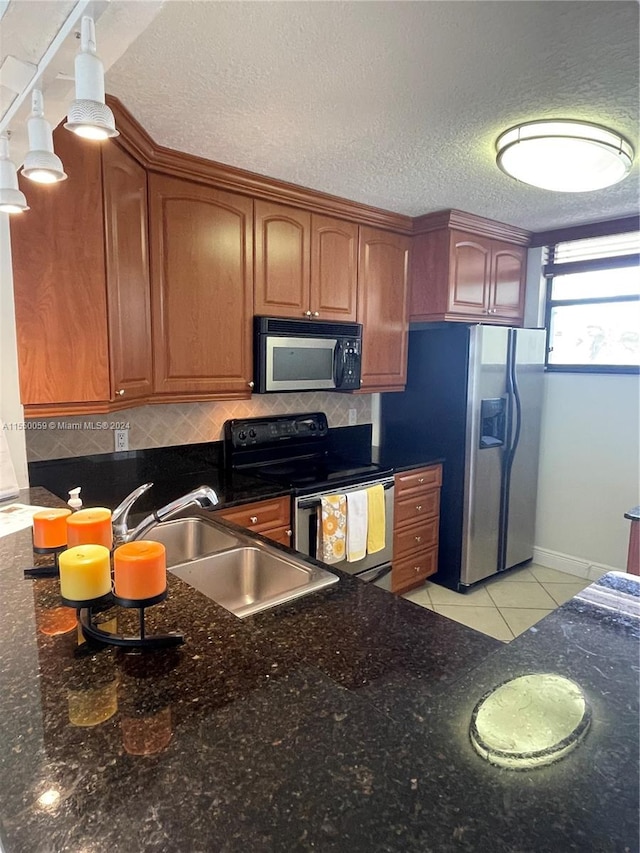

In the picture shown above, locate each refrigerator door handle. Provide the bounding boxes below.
[498,329,521,572]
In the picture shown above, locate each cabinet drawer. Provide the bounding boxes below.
[395,465,442,496]
[215,496,290,533]
[393,517,439,559]
[392,547,438,594]
[395,488,440,526]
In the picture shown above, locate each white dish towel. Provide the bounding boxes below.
[346,489,368,562]
[0,422,19,502]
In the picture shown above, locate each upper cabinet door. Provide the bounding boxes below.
[448,232,491,316]
[310,215,358,321]
[102,141,153,404]
[490,242,526,321]
[358,227,410,391]
[10,128,111,409]
[149,174,253,397]
[254,200,311,318]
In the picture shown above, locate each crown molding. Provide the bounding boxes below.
[412,208,532,245]
[106,95,414,234]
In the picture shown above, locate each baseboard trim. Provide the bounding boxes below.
[532,547,620,581]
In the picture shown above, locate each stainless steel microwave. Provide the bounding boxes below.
[253,317,362,393]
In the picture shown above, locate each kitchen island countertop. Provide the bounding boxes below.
[0,488,638,852]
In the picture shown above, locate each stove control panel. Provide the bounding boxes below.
[225,413,329,449]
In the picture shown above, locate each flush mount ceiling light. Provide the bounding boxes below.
[64,16,119,141]
[0,132,29,214]
[22,90,67,184]
[496,119,634,192]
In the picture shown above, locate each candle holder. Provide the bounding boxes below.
[24,544,66,578]
[78,590,184,650]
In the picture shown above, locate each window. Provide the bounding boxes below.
[544,231,640,373]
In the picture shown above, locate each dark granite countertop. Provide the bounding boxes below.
[28,445,291,513]
[0,488,638,852]
[372,445,445,473]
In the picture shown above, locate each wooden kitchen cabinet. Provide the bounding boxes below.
[214,495,292,545]
[410,211,528,325]
[392,464,442,594]
[148,173,254,399]
[254,200,358,321]
[102,140,154,403]
[11,130,152,415]
[357,227,410,392]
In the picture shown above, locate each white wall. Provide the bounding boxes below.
[535,372,640,572]
[0,215,28,488]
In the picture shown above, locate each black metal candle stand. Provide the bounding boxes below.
[23,544,65,578]
[78,588,184,650]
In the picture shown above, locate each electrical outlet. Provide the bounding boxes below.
[348,408,357,426]
[114,429,129,452]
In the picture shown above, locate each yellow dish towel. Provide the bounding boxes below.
[346,490,368,562]
[366,484,386,554]
[318,494,347,564]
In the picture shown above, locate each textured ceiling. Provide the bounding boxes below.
[106,1,640,232]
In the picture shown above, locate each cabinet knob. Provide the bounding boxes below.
[286,529,292,538]
[304,310,312,317]
[313,311,319,317]
[414,566,421,573]
[418,477,424,484]
[250,516,258,524]
[116,389,125,397]
[415,536,422,543]
[416,505,422,511]
[248,381,254,389]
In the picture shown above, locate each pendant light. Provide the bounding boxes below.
[64,16,119,141]
[496,119,634,192]
[0,132,29,214]
[21,90,67,183]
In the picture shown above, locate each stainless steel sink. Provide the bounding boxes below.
[147,517,240,567]
[170,545,339,618]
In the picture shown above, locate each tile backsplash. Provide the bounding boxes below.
[25,393,372,461]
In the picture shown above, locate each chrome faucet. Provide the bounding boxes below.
[112,483,219,544]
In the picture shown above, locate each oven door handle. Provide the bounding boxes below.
[296,478,395,510]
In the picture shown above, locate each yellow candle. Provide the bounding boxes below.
[114,540,167,600]
[58,545,112,602]
[67,508,113,550]
[32,509,72,549]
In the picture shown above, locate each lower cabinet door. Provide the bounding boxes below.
[262,526,293,546]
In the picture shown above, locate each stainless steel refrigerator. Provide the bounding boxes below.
[380,323,546,591]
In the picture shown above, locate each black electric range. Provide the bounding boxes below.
[223,413,392,496]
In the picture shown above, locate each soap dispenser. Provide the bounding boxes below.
[67,487,82,511]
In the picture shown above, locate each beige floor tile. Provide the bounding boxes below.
[541,581,591,606]
[402,586,432,608]
[427,582,495,607]
[432,605,513,642]
[528,565,588,584]
[500,607,554,636]
[487,581,556,609]
[499,565,539,582]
